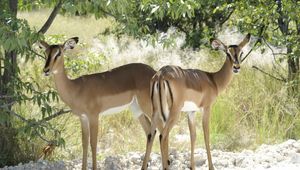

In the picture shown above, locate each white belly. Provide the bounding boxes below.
[101,101,133,116]
[181,101,201,112]
[101,96,143,118]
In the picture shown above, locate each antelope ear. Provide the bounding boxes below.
[63,37,79,50]
[238,33,251,48]
[38,41,49,50]
[210,38,227,52]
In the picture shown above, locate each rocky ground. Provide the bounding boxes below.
[1,139,300,170]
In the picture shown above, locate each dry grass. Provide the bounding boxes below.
[18,9,114,43]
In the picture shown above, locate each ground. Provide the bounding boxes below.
[2,139,300,170]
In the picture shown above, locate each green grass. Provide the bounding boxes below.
[12,9,300,163]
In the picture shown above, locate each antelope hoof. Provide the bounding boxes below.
[168,159,170,165]
[141,162,149,170]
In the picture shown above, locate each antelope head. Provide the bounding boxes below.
[211,33,251,73]
[38,37,79,76]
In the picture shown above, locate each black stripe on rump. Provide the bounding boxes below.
[150,81,155,102]
[159,81,166,122]
[165,80,173,106]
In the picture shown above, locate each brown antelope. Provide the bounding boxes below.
[38,37,157,170]
[141,34,251,170]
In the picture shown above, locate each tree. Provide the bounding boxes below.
[58,0,235,48]
[0,0,64,166]
[232,0,300,101]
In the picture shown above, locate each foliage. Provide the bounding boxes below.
[0,1,65,167]
[231,0,300,100]
[55,0,235,48]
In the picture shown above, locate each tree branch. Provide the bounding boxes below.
[262,37,286,71]
[9,110,28,122]
[35,129,53,144]
[258,37,287,82]
[9,109,70,125]
[219,7,235,26]
[9,109,70,144]
[252,65,286,82]
[98,6,117,18]
[38,0,62,34]
[241,37,261,63]
[29,48,46,60]
[241,25,266,63]
[38,109,70,123]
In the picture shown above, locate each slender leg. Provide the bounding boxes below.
[80,115,90,170]
[160,109,180,170]
[138,114,151,136]
[202,107,214,170]
[187,111,196,170]
[141,110,159,170]
[139,114,151,169]
[161,132,170,170]
[89,114,99,170]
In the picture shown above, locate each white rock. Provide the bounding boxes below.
[290,153,300,164]
[4,140,300,170]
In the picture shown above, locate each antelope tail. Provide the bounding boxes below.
[151,78,173,122]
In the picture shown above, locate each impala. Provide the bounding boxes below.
[142,34,251,170]
[38,37,157,170]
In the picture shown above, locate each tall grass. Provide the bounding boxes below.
[13,10,300,163]
[210,67,299,150]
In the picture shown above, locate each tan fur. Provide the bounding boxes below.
[40,38,156,170]
[142,34,251,170]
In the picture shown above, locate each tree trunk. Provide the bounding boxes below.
[287,46,299,99]
[276,0,299,101]
[1,51,17,125]
[0,0,21,167]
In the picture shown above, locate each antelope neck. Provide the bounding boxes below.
[53,63,76,106]
[211,57,234,93]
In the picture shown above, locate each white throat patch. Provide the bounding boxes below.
[52,70,58,74]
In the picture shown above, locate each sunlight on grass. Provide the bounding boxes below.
[18,9,114,43]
